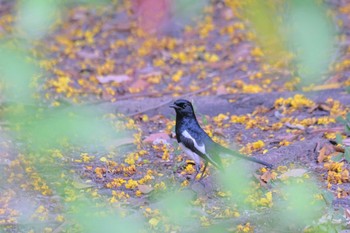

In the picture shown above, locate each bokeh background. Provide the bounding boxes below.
[0,0,349,232]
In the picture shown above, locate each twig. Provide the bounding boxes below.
[126,98,173,117]
[125,67,243,117]
[125,81,220,117]
[52,221,67,233]
[309,127,344,134]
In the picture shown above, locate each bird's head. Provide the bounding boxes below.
[169,99,195,117]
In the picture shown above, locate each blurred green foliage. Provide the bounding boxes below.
[16,0,60,39]
[0,0,338,232]
[242,0,335,86]
[285,0,335,86]
[0,45,37,103]
[275,179,325,230]
[218,160,253,208]
[171,0,209,25]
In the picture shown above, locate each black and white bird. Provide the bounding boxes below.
[170,99,273,180]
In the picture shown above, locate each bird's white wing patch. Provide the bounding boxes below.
[182,130,206,154]
[179,143,201,165]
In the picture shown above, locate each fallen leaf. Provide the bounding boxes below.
[97,74,131,84]
[72,177,94,189]
[77,50,99,59]
[308,103,331,113]
[318,146,327,163]
[308,104,319,113]
[261,170,272,183]
[345,209,350,219]
[307,83,342,91]
[129,79,149,93]
[285,122,305,130]
[139,71,162,80]
[279,168,307,179]
[333,145,345,153]
[216,85,228,95]
[319,103,331,112]
[213,128,225,137]
[343,138,350,147]
[222,7,234,20]
[148,217,160,227]
[138,184,154,194]
[103,137,134,148]
[143,132,170,144]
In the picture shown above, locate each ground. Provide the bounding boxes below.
[1,0,350,232]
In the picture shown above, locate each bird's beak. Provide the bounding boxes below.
[169,104,180,110]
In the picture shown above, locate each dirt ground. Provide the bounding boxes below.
[1,0,350,232]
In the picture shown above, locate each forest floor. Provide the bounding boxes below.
[1,0,350,232]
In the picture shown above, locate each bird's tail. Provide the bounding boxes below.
[220,146,273,169]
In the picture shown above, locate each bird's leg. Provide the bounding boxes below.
[189,163,201,184]
[198,161,208,181]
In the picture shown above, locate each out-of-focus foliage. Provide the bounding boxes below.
[217,160,253,208]
[241,0,335,86]
[71,202,144,233]
[241,0,287,65]
[285,0,335,85]
[0,45,37,103]
[4,104,121,152]
[0,0,343,232]
[274,179,325,230]
[157,189,193,226]
[16,0,60,39]
[171,0,209,26]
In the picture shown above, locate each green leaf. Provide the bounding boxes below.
[202,115,208,125]
[336,116,346,124]
[335,133,343,144]
[344,147,350,162]
[346,124,350,134]
[171,0,209,25]
[332,152,343,162]
[346,112,350,121]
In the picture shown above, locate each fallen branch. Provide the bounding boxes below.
[309,126,344,134]
[125,67,243,117]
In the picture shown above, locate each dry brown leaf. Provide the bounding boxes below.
[222,8,234,20]
[138,184,154,194]
[285,122,305,131]
[343,138,350,147]
[97,74,131,84]
[308,103,331,113]
[143,132,170,144]
[261,171,272,183]
[149,114,166,121]
[308,104,319,113]
[345,208,350,220]
[279,168,307,179]
[307,83,342,91]
[139,71,162,80]
[319,104,331,112]
[318,146,327,163]
[213,128,225,137]
[216,85,228,95]
[333,145,345,153]
[129,79,149,92]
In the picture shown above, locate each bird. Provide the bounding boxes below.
[169,99,273,181]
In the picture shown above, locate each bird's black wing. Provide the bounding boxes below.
[179,133,223,170]
[179,133,206,157]
[217,143,273,168]
[200,138,224,170]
